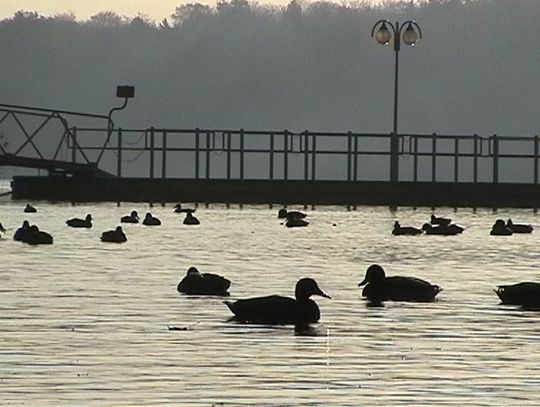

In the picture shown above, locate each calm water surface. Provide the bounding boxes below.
[1,197,540,406]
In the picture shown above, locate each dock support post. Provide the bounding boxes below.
[240,128,244,180]
[535,135,539,184]
[270,133,274,180]
[162,130,167,179]
[195,128,200,179]
[473,134,478,183]
[226,131,231,180]
[206,131,210,179]
[431,132,437,182]
[284,130,289,180]
[304,131,309,181]
[454,137,459,182]
[347,131,352,182]
[311,133,317,181]
[117,128,122,177]
[413,136,418,182]
[353,133,358,181]
[493,134,499,184]
[150,127,155,179]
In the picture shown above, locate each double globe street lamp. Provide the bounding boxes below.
[371,20,422,182]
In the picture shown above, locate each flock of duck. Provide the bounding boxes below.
[6,204,540,326]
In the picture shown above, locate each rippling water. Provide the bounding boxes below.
[2,197,540,406]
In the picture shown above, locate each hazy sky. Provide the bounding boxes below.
[1,0,387,21]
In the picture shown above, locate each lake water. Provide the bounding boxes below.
[1,195,540,406]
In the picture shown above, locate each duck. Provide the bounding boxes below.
[173,203,196,214]
[121,210,139,224]
[183,212,200,225]
[66,214,92,228]
[278,209,307,220]
[0,222,5,233]
[490,219,513,236]
[421,223,462,236]
[506,219,533,234]
[177,266,231,296]
[285,217,309,228]
[495,282,540,309]
[101,226,127,243]
[24,204,37,213]
[23,225,53,245]
[224,278,330,325]
[142,212,161,226]
[14,220,30,241]
[392,221,423,236]
[430,214,451,226]
[358,264,442,303]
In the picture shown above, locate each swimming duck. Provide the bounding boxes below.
[285,217,309,228]
[142,212,161,226]
[430,214,451,226]
[495,282,540,309]
[24,204,37,213]
[101,226,127,243]
[421,223,462,236]
[506,219,533,234]
[177,266,231,296]
[278,209,307,220]
[358,264,442,303]
[66,214,92,228]
[14,220,30,241]
[121,211,139,223]
[490,219,513,236]
[173,203,196,214]
[392,221,423,236]
[22,225,53,245]
[183,212,200,225]
[224,278,330,325]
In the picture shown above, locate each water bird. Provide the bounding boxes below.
[66,214,92,228]
[0,222,5,233]
[224,277,330,325]
[495,282,540,309]
[490,219,513,236]
[173,203,196,213]
[392,221,423,236]
[14,220,30,241]
[21,225,53,245]
[101,226,127,243]
[430,214,452,226]
[285,217,309,228]
[183,212,200,225]
[121,210,139,223]
[278,209,307,219]
[142,212,161,226]
[24,204,37,213]
[358,264,442,303]
[506,219,533,234]
[421,223,463,235]
[177,266,231,296]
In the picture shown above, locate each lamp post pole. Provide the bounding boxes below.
[371,20,422,183]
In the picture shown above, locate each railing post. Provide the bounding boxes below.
[269,132,274,180]
[206,131,210,179]
[535,135,539,184]
[195,128,200,179]
[240,128,245,180]
[390,131,399,182]
[304,131,309,181]
[71,127,77,163]
[150,127,155,179]
[493,134,499,184]
[226,131,231,180]
[347,131,352,182]
[454,137,459,183]
[473,134,478,183]
[431,132,437,182]
[117,127,122,177]
[413,135,418,182]
[311,133,317,181]
[162,130,167,179]
[284,130,289,180]
[353,133,358,182]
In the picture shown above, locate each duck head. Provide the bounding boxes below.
[393,221,400,229]
[131,211,139,219]
[115,226,123,233]
[295,278,331,301]
[85,214,92,221]
[506,219,514,227]
[186,266,200,276]
[421,223,433,232]
[494,219,505,227]
[358,264,386,286]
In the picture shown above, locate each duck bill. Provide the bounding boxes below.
[358,277,368,287]
[317,289,331,299]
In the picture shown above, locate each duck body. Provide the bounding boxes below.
[183,212,200,225]
[422,223,462,236]
[359,264,441,303]
[490,219,513,236]
[24,204,37,213]
[392,221,423,236]
[101,226,127,243]
[177,267,230,296]
[495,282,540,308]
[285,218,309,228]
[430,214,451,227]
[20,225,53,245]
[121,211,139,224]
[14,221,30,241]
[506,219,533,234]
[278,209,307,220]
[224,278,330,325]
[174,204,195,214]
[66,214,92,228]
[142,213,161,226]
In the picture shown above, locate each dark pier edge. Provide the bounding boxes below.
[9,176,540,208]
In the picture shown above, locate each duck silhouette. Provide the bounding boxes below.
[430,214,452,226]
[22,225,53,245]
[224,278,330,325]
[142,212,161,226]
[121,211,139,223]
[101,226,127,243]
[422,223,462,235]
[392,221,423,236]
[183,212,200,225]
[495,282,540,309]
[173,203,196,213]
[177,266,231,296]
[24,204,37,213]
[506,219,533,234]
[14,220,30,241]
[490,219,513,236]
[66,214,92,228]
[358,264,442,303]
[278,209,306,219]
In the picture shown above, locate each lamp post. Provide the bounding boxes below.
[371,20,422,182]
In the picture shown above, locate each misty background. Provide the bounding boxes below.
[0,0,539,181]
